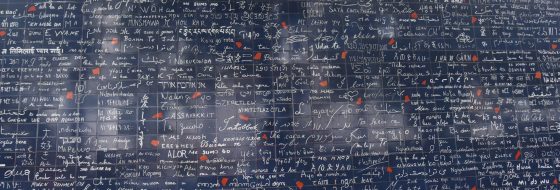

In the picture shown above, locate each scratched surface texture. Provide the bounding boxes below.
[0,0,559,189]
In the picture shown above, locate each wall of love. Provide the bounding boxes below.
[0,0,558,189]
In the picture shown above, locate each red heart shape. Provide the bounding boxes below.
[295,181,304,190]
[220,177,229,186]
[281,21,288,29]
[319,80,328,87]
[66,91,74,100]
[471,54,479,62]
[341,50,347,59]
[535,71,542,79]
[404,95,411,103]
[150,139,159,147]
[386,166,394,173]
[410,11,418,20]
[92,67,101,76]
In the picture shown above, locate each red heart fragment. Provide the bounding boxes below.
[356,97,363,105]
[253,52,262,61]
[191,91,202,99]
[471,16,478,24]
[27,5,37,13]
[199,154,208,161]
[388,38,396,46]
[239,114,250,122]
[514,149,522,160]
[152,112,164,119]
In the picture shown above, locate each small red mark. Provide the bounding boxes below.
[239,114,250,122]
[191,91,202,100]
[494,107,500,114]
[476,88,483,97]
[515,149,522,160]
[152,112,164,119]
[471,16,478,24]
[341,50,348,60]
[220,177,229,186]
[471,54,479,62]
[535,71,542,79]
[111,37,119,45]
[421,80,427,86]
[386,166,394,174]
[261,133,268,141]
[410,11,418,20]
[253,52,262,61]
[150,139,160,147]
[388,38,396,46]
[356,97,363,105]
[0,31,6,37]
[295,181,304,190]
[471,185,477,190]
[319,80,328,87]
[92,67,100,76]
[66,91,74,100]
[553,178,558,185]
[552,43,558,50]
[27,5,37,13]
[281,21,288,29]
[404,95,411,103]
[199,154,208,161]
[235,41,243,49]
